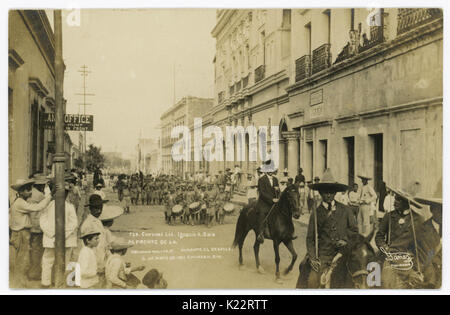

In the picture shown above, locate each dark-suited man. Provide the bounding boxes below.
[297,169,358,289]
[255,160,280,244]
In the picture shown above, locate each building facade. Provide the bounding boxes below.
[160,96,214,177]
[210,9,293,181]
[9,10,57,192]
[209,8,442,198]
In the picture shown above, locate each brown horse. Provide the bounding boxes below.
[232,184,301,282]
[296,231,378,289]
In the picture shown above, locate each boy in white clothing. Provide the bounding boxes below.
[78,225,101,289]
[105,239,145,289]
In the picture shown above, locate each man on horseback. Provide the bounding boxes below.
[297,169,358,288]
[255,160,279,244]
[255,160,297,244]
[375,185,440,289]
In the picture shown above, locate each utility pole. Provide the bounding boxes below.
[53,10,66,288]
[76,65,94,172]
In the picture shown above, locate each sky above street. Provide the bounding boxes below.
[55,9,216,158]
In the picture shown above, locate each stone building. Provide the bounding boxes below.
[211,9,293,179]
[286,8,443,197]
[160,96,214,177]
[9,10,57,190]
[209,8,442,198]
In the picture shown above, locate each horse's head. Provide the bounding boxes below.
[280,184,301,220]
[346,232,377,289]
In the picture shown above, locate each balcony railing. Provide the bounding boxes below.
[218,91,224,104]
[397,8,443,35]
[312,44,332,74]
[359,26,384,53]
[235,80,242,93]
[242,75,249,88]
[295,55,311,82]
[255,65,265,83]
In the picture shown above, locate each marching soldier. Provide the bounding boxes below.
[216,184,226,225]
[164,189,175,225]
[297,169,358,289]
[184,185,195,225]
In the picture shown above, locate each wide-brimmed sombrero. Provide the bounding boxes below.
[386,184,433,222]
[110,238,133,251]
[309,169,348,192]
[11,179,35,191]
[98,205,124,221]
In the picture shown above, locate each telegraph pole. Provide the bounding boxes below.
[53,10,66,288]
[76,65,94,172]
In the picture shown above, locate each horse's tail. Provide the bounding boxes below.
[232,206,249,248]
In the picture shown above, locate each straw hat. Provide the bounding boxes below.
[386,184,433,223]
[80,222,102,238]
[32,174,49,185]
[309,169,348,192]
[11,179,35,192]
[98,205,124,221]
[110,238,133,251]
[386,185,422,208]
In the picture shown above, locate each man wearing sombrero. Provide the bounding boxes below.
[255,159,283,244]
[357,174,377,237]
[9,178,53,288]
[298,169,358,288]
[375,185,439,288]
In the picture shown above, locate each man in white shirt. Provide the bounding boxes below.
[383,190,395,213]
[28,174,50,281]
[39,181,78,288]
[348,183,360,219]
[357,175,378,237]
[9,179,52,288]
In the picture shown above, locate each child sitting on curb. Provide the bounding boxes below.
[105,238,145,289]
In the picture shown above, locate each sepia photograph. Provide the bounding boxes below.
[7,4,444,291]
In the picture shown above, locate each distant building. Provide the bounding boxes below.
[160,96,214,177]
[136,138,160,174]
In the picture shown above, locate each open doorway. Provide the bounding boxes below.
[344,136,355,186]
[369,133,383,193]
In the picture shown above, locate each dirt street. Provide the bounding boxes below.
[107,190,308,289]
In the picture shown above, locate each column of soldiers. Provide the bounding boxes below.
[163,181,231,227]
[112,171,233,227]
